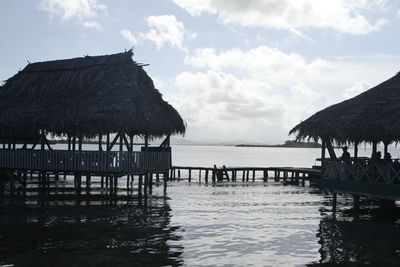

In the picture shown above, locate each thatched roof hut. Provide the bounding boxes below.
[290,72,400,145]
[0,51,185,140]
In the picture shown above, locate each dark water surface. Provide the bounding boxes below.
[1,146,400,266]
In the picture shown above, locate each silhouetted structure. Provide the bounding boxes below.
[0,51,185,196]
[290,71,400,199]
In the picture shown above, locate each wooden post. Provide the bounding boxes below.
[144,135,149,148]
[354,142,358,160]
[205,169,209,183]
[332,193,337,219]
[113,174,118,196]
[353,194,360,221]
[149,173,153,195]
[119,133,123,152]
[68,136,71,151]
[86,175,91,188]
[130,134,134,152]
[99,134,103,151]
[188,169,192,182]
[372,141,377,156]
[138,175,142,196]
[144,173,148,196]
[321,140,326,171]
[72,135,76,151]
[163,172,167,194]
[212,168,216,183]
[384,142,389,156]
[78,136,82,151]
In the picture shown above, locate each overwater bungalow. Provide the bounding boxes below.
[0,50,185,194]
[290,72,400,199]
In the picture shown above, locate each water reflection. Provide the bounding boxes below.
[0,180,184,267]
[310,196,400,266]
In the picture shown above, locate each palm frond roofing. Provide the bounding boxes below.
[290,72,400,144]
[0,50,186,139]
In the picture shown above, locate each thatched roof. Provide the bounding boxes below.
[290,72,400,144]
[0,51,185,139]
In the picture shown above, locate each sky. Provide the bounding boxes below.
[1,0,400,144]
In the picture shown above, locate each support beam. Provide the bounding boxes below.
[321,140,326,171]
[372,142,377,156]
[68,136,71,151]
[78,136,82,151]
[130,134,134,152]
[384,142,389,156]
[122,134,131,151]
[119,133,123,152]
[324,139,337,160]
[107,133,120,151]
[72,135,76,151]
[98,134,103,151]
[106,133,110,151]
[354,142,358,160]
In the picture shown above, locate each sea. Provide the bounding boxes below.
[1,145,400,266]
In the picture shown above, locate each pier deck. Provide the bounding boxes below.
[169,165,321,184]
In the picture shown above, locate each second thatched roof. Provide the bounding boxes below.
[0,50,185,139]
[290,72,400,144]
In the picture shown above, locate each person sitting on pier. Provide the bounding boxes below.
[341,146,351,166]
[372,151,382,161]
[384,152,392,163]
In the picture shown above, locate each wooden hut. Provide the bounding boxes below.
[290,72,400,199]
[0,50,185,194]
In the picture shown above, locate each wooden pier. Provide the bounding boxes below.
[169,165,321,185]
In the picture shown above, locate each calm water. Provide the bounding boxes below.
[1,146,400,266]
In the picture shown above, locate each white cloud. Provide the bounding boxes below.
[141,15,185,50]
[168,46,400,143]
[172,0,387,35]
[342,80,371,99]
[39,0,107,29]
[184,46,332,86]
[120,29,138,46]
[172,70,286,142]
[397,9,400,19]
[122,15,195,51]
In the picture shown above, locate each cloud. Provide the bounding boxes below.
[167,46,400,143]
[172,70,287,142]
[141,15,186,50]
[342,80,371,99]
[120,29,138,46]
[39,0,107,29]
[184,46,333,86]
[172,0,387,35]
[122,15,195,51]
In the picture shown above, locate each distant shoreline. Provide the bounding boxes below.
[236,141,322,148]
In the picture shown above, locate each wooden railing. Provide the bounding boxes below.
[0,149,171,174]
[324,160,400,184]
